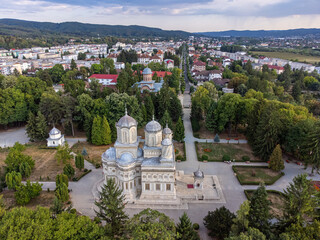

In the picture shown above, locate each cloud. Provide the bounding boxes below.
[0,0,319,31]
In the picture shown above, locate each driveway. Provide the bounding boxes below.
[0,127,29,147]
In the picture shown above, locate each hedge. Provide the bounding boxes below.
[72,169,92,182]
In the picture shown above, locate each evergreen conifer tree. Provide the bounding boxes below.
[268,144,284,171]
[35,111,47,141]
[176,212,199,240]
[174,117,185,142]
[75,154,84,171]
[145,95,154,121]
[55,183,69,202]
[91,116,102,145]
[95,178,128,236]
[56,173,69,188]
[169,94,183,122]
[206,102,216,132]
[160,110,173,129]
[70,59,77,70]
[101,116,112,145]
[141,104,148,125]
[26,112,37,141]
[248,183,271,236]
[214,134,220,143]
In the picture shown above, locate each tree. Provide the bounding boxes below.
[205,101,216,132]
[75,154,84,171]
[127,208,176,240]
[203,206,236,240]
[19,161,31,178]
[35,111,48,141]
[226,227,266,240]
[214,134,220,143]
[70,59,77,70]
[15,180,42,205]
[248,184,271,236]
[56,173,69,188]
[63,164,75,179]
[51,196,63,215]
[50,64,65,83]
[91,115,103,145]
[5,171,22,190]
[176,212,199,240]
[159,110,173,130]
[169,94,183,122]
[279,220,320,240]
[95,178,128,236]
[144,95,154,121]
[55,182,69,202]
[303,122,320,174]
[5,146,35,177]
[268,144,284,171]
[282,174,318,226]
[26,112,37,141]
[174,117,185,142]
[55,142,73,164]
[230,200,250,236]
[101,116,112,145]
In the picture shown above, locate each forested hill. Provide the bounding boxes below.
[198,29,320,38]
[0,18,191,39]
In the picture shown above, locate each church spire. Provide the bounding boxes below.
[125,104,128,116]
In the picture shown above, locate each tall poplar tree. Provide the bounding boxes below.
[91,116,102,145]
[35,111,48,141]
[101,116,112,145]
[26,112,37,142]
[174,117,185,142]
[268,144,284,171]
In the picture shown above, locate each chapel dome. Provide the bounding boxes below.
[161,138,172,146]
[117,111,137,128]
[194,169,204,178]
[49,127,61,135]
[117,153,135,166]
[142,67,152,75]
[145,119,162,133]
[163,125,172,135]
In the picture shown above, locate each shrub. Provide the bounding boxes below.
[242,156,250,162]
[191,119,200,132]
[84,168,88,172]
[175,149,180,154]
[202,155,209,161]
[70,208,77,214]
[222,155,231,161]
[214,134,220,143]
[176,155,183,161]
[95,163,101,168]
[193,223,200,230]
[94,216,101,224]
[15,181,42,205]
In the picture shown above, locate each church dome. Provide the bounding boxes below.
[163,125,172,135]
[194,169,204,178]
[142,67,152,75]
[49,127,61,135]
[145,119,162,132]
[117,111,137,128]
[117,153,135,166]
[161,138,172,146]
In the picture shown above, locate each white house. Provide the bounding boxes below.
[47,127,65,147]
[164,59,174,69]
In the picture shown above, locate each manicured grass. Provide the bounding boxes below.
[195,142,259,162]
[244,190,286,218]
[233,166,284,185]
[251,51,320,64]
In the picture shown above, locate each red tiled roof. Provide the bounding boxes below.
[268,65,284,70]
[153,71,172,78]
[89,74,118,83]
[193,61,206,66]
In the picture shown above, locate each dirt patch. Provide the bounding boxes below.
[194,121,247,140]
[174,142,185,161]
[1,190,56,210]
[71,142,112,165]
[196,143,259,161]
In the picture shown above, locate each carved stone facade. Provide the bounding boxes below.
[102,112,176,202]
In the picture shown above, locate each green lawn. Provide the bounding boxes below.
[195,142,259,162]
[233,166,284,185]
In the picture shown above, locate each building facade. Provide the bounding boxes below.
[101,112,176,202]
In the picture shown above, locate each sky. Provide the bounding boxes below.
[0,0,319,32]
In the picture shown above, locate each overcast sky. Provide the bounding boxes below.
[0,0,319,32]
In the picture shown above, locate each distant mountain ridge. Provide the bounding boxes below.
[197,29,320,38]
[0,18,191,39]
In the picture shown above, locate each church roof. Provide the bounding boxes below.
[116,110,137,128]
[145,119,162,132]
[142,67,152,75]
[117,153,135,166]
[49,127,61,135]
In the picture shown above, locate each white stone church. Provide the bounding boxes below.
[102,110,177,203]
